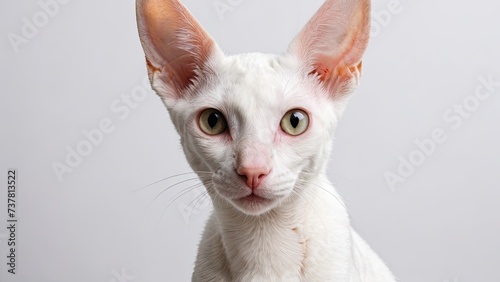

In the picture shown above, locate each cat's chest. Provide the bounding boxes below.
[220,221,308,280]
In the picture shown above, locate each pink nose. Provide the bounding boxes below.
[237,166,270,189]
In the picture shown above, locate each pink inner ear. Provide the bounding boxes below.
[288,0,371,97]
[137,0,219,95]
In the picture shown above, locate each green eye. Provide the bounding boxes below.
[199,109,227,135]
[281,109,309,136]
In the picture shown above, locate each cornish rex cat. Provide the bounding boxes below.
[136,0,396,280]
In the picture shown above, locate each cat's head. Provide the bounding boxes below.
[136,0,370,215]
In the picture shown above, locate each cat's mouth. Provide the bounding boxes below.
[231,192,278,215]
[237,193,270,203]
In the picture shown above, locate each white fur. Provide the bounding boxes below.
[136,0,397,281]
[181,53,395,282]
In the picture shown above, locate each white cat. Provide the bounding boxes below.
[136,0,397,281]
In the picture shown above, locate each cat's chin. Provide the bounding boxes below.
[230,194,279,216]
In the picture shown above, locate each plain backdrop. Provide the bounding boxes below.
[1,0,499,281]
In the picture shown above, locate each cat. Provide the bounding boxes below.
[136,0,397,281]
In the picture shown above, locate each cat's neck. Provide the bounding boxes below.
[209,174,351,279]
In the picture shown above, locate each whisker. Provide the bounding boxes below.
[147,178,201,208]
[300,171,366,191]
[300,181,357,225]
[130,171,212,193]
[197,192,212,210]
[296,178,351,217]
[186,188,209,214]
[188,190,212,224]
[299,172,358,207]
[291,189,327,232]
[329,173,366,189]
[186,189,206,210]
[160,183,205,220]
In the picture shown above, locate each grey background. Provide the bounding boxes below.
[1,0,499,281]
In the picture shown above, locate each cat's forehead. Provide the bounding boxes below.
[209,53,303,107]
[217,53,298,92]
[221,53,293,73]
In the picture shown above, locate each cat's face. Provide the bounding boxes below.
[136,0,371,215]
[170,53,338,215]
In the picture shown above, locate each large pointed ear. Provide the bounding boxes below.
[136,0,222,103]
[288,0,371,99]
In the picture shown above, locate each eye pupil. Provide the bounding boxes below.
[290,112,302,128]
[208,112,219,128]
